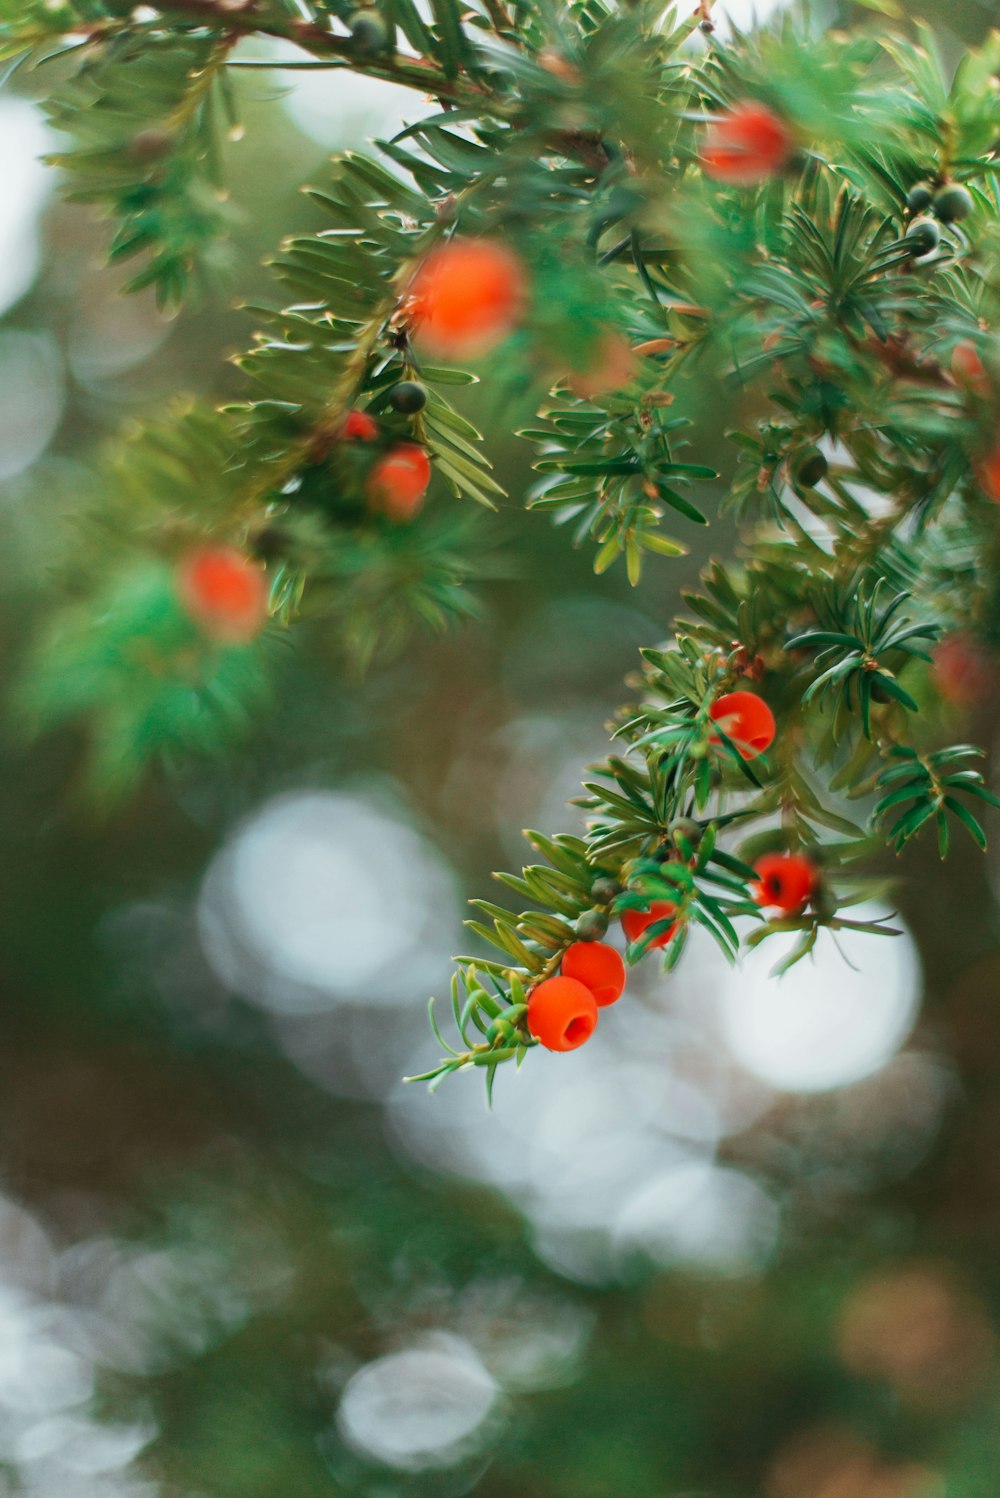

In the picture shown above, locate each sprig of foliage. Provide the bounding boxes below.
[5,0,1000,1093]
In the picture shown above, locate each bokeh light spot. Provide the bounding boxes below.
[717,908,920,1092]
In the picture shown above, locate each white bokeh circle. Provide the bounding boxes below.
[717,908,921,1093]
[198,789,460,1012]
[336,1337,498,1470]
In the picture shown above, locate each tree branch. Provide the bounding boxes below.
[147,0,502,110]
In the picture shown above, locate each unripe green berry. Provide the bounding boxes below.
[590,875,622,905]
[795,448,828,487]
[251,525,288,562]
[575,908,609,941]
[933,183,973,224]
[389,380,427,414]
[905,217,940,260]
[669,817,702,851]
[905,182,933,214]
[350,10,389,53]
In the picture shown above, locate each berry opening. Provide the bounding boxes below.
[752,852,815,913]
[564,1014,595,1045]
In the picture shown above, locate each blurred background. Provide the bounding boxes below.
[2,1,1000,1494]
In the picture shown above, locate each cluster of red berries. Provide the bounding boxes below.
[527,847,815,1055]
[341,405,433,522]
[523,690,817,1054]
[701,101,792,187]
[526,939,627,1052]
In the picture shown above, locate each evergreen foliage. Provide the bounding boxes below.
[6,0,1000,1088]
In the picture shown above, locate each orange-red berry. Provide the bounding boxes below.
[176,546,268,644]
[407,239,527,359]
[952,341,989,397]
[343,408,378,441]
[527,976,598,1052]
[701,101,792,186]
[367,444,432,521]
[933,633,994,708]
[752,852,816,914]
[709,691,776,760]
[620,902,679,951]
[561,940,626,1008]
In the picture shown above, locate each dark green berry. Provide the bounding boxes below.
[250,525,288,562]
[590,876,622,905]
[933,183,973,224]
[905,182,933,214]
[669,818,702,852]
[349,10,389,53]
[389,380,427,415]
[575,908,609,941]
[905,217,940,260]
[796,448,828,487]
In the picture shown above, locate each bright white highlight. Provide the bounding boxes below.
[718,908,921,1092]
[615,1160,779,1275]
[337,1337,498,1470]
[263,42,433,148]
[0,99,53,317]
[198,789,460,1011]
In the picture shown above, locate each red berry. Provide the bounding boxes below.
[176,546,268,644]
[561,940,626,1008]
[709,691,776,760]
[933,633,994,708]
[367,444,432,521]
[620,902,679,951]
[952,341,989,396]
[408,239,527,359]
[527,976,598,1052]
[752,852,815,914]
[701,102,792,186]
[343,408,378,441]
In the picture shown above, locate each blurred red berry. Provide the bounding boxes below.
[621,902,679,950]
[752,852,816,913]
[367,444,432,521]
[527,976,599,1051]
[933,632,994,708]
[408,238,527,358]
[952,341,989,396]
[561,940,626,1007]
[702,102,792,186]
[177,546,268,644]
[343,408,378,441]
[709,691,776,759]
